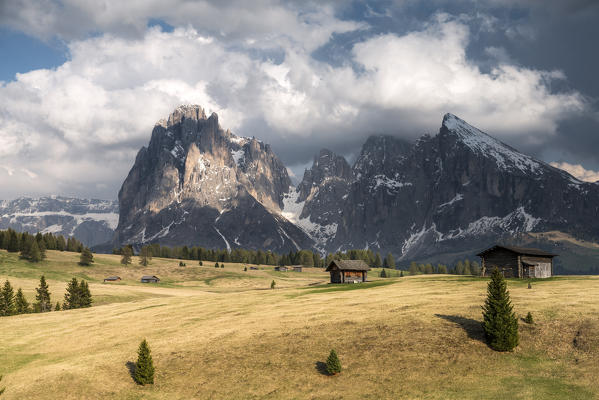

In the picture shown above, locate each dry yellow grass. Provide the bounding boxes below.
[1,250,599,399]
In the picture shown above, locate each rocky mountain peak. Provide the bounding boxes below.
[297,149,352,203]
[166,104,208,127]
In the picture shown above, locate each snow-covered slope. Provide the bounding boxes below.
[0,196,118,246]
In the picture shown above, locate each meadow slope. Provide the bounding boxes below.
[1,250,599,399]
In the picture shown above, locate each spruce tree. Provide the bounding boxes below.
[380,268,387,278]
[325,349,342,375]
[35,275,52,312]
[63,278,80,309]
[1,280,16,316]
[121,246,133,265]
[79,247,94,266]
[15,288,30,314]
[7,230,19,252]
[374,253,382,268]
[134,339,155,385]
[29,240,42,263]
[399,270,404,277]
[79,280,92,308]
[524,312,534,324]
[482,268,519,351]
[55,302,61,311]
[384,252,395,269]
[139,246,152,266]
[271,280,276,289]
[215,262,219,268]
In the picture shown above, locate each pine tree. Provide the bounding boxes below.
[0,280,16,316]
[35,275,52,313]
[134,339,155,385]
[139,246,152,266]
[63,278,80,310]
[7,230,19,252]
[374,253,382,268]
[79,280,92,308]
[121,246,133,265]
[380,268,387,278]
[271,280,276,289]
[384,253,395,269]
[29,240,42,263]
[199,260,203,266]
[79,247,94,266]
[409,262,419,275]
[482,268,519,351]
[325,349,342,375]
[524,312,534,324]
[399,270,404,277]
[55,302,61,311]
[15,288,30,314]
[215,262,219,268]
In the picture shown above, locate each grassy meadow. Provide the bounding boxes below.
[1,249,599,399]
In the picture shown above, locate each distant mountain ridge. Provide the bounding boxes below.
[113,105,599,268]
[0,196,118,247]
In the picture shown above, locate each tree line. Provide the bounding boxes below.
[0,276,92,316]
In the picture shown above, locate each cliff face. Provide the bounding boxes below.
[115,105,313,252]
[116,106,599,262]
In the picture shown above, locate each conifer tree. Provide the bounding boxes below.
[409,262,419,275]
[399,270,404,277]
[15,288,30,314]
[380,268,387,278]
[63,278,80,310]
[482,268,519,351]
[79,247,94,266]
[271,280,276,289]
[121,246,133,265]
[384,253,395,269]
[79,280,92,308]
[199,260,203,266]
[325,349,342,375]
[7,230,19,252]
[139,245,152,266]
[55,302,61,311]
[29,240,42,263]
[134,339,155,385]
[0,280,16,316]
[524,312,534,324]
[35,275,52,312]
[374,253,382,268]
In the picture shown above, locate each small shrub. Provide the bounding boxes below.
[214,262,219,268]
[199,260,203,266]
[271,280,276,289]
[325,349,342,375]
[55,302,61,311]
[221,264,224,268]
[134,339,155,385]
[528,282,532,289]
[179,261,186,267]
[244,266,247,271]
[400,271,404,277]
[380,268,387,278]
[524,312,534,324]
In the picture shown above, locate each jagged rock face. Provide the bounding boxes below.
[0,196,118,247]
[284,113,599,261]
[330,114,599,260]
[116,105,312,252]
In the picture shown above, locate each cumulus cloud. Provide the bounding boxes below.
[0,9,589,199]
[550,162,599,183]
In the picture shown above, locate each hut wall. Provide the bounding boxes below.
[522,256,553,278]
[342,270,365,283]
[482,249,519,277]
[330,269,342,283]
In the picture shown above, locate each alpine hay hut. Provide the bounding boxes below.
[326,260,370,283]
[477,245,557,278]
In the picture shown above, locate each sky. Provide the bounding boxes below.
[1,0,598,200]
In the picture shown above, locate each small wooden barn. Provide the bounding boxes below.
[477,245,557,278]
[292,266,303,272]
[274,266,288,272]
[141,275,160,283]
[103,276,121,282]
[326,260,370,283]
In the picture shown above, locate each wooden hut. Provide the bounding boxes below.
[103,276,121,282]
[292,266,303,272]
[326,260,370,283]
[477,245,557,278]
[274,266,288,272]
[140,275,160,283]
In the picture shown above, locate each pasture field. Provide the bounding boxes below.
[1,250,599,399]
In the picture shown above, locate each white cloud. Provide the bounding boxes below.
[550,162,599,183]
[0,12,588,199]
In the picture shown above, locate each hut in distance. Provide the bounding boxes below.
[477,245,557,278]
[326,260,370,283]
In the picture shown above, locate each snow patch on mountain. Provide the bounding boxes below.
[443,113,543,175]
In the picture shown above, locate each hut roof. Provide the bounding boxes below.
[476,245,557,258]
[105,276,121,280]
[326,259,370,271]
[141,275,159,280]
